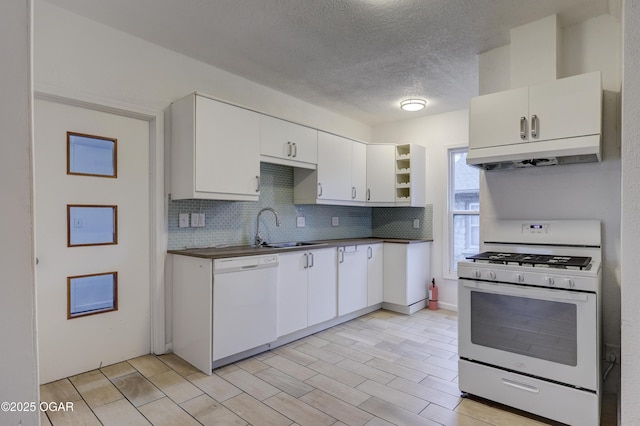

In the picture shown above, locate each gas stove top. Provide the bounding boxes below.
[466,251,592,270]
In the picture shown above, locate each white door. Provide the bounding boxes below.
[468,86,529,149]
[351,141,367,203]
[276,252,308,336]
[317,132,351,201]
[528,71,601,142]
[366,144,395,204]
[35,99,151,384]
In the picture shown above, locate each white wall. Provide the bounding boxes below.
[372,110,470,310]
[621,1,640,423]
[34,1,371,142]
[0,1,40,425]
[34,0,373,352]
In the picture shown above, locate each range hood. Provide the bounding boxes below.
[467,134,601,171]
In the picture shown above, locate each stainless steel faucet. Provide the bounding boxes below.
[255,207,281,246]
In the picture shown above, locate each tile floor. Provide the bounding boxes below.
[39,309,617,425]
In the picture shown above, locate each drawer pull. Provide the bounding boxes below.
[502,378,540,394]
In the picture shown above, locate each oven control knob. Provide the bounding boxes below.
[487,271,496,280]
[473,269,481,279]
[515,273,524,283]
[545,276,555,286]
[564,278,576,288]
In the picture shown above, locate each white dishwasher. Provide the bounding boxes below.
[212,254,278,361]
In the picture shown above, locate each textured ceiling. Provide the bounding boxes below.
[43,0,612,124]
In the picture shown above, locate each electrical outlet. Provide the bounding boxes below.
[413,218,420,229]
[179,213,190,228]
[605,344,621,364]
[297,216,306,227]
[332,217,339,226]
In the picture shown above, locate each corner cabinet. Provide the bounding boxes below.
[469,71,602,149]
[170,93,261,201]
[383,241,431,315]
[260,115,318,169]
[293,132,367,206]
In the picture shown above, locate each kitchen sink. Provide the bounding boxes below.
[261,241,326,249]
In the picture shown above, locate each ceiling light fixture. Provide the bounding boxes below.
[400,99,426,112]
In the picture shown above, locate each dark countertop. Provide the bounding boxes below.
[167,237,433,259]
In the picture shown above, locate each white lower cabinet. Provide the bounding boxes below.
[338,245,368,316]
[277,247,337,337]
[383,242,431,314]
[366,243,384,306]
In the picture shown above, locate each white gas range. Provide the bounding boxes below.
[457,220,602,426]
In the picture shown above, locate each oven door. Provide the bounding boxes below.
[458,278,598,391]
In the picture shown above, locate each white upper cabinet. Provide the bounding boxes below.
[294,132,367,205]
[260,115,318,169]
[527,72,601,142]
[469,87,529,149]
[469,71,602,150]
[366,144,396,205]
[351,140,367,203]
[171,93,261,201]
[317,132,352,201]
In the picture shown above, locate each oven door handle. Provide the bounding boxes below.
[462,280,589,302]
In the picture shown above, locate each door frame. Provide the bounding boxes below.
[34,90,166,355]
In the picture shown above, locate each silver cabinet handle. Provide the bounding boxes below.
[287,141,293,157]
[304,253,309,269]
[531,114,538,138]
[367,188,371,201]
[367,246,372,259]
[352,187,356,199]
[339,248,344,263]
[520,116,527,140]
[318,183,323,197]
[292,142,298,158]
[308,252,314,268]
[256,176,260,192]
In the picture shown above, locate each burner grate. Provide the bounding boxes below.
[466,252,591,270]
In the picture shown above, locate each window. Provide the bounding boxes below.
[448,148,480,274]
[67,272,118,319]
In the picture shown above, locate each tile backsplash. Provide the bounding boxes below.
[168,163,432,250]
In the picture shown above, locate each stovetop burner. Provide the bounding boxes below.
[466,252,592,270]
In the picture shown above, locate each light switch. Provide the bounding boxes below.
[179,213,190,228]
[332,217,339,226]
[197,213,205,227]
[413,219,420,229]
[191,213,199,227]
[297,216,306,227]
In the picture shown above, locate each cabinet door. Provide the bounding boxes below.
[366,144,396,203]
[338,246,368,316]
[277,252,308,337]
[260,115,318,167]
[317,132,352,201]
[367,244,384,306]
[351,141,367,203]
[195,96,260,196]
[469,86,529,149]
[528,72,601,142]
[307,248,337,326]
